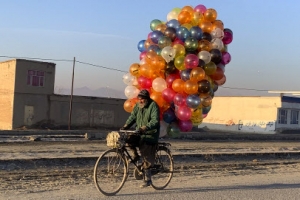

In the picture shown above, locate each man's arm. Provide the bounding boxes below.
[144,102,160,131]
[124,103,138,128]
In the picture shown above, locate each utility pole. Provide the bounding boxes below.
[68,57,76,130]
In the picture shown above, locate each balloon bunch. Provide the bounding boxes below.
[123,4,233,137]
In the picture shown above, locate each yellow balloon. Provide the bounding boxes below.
[174,55,185,70]
[182,23,193,30]
[203,62,217,75]
[173,44,185,57]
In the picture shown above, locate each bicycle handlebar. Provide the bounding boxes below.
[119,130,140,134]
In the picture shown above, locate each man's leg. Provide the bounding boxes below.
[139,143,157,188]
[128,145,140,162]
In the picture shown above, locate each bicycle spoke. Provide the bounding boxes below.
[94,149,128,196]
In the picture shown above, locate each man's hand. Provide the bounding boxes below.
[139,126,147,134]
[120,125,129,130]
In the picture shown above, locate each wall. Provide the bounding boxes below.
[14,59,55,95]
[49,95,129,129]
[199,96,282,134]
[0,60,16,129]
[12,93,50,128]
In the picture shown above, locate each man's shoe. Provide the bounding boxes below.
[140,180,152,188]
[131,155,140,163]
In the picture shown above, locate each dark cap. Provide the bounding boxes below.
[137,89,150,99]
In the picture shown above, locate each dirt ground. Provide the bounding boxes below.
[2,139,300,199]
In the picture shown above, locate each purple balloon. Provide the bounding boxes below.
[186,94,201,109]
[150,31,164,44]
[222,31,233,45]
[221,52,231,65]
[178,120,193,132]
[180,69,192,81]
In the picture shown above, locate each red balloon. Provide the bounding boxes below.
[176,106,192,121]
[138,76,152,88]
[166,74,180,88]
[210,67,224,81]
[162,88,176,103]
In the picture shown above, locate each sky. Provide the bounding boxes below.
[0,0,300,97]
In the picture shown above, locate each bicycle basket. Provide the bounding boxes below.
[106,131,120,148]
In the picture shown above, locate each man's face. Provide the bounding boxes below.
[138,97,148,108]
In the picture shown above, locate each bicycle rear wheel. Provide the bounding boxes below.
[151,146,173,190]
[93,149,128,196]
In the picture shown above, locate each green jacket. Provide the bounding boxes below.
[125,99,160,144]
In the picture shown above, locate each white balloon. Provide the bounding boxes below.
[167,10,179,21]
[152,77,167,92]
[122,73,136,86]
[159,121,168,137]
[211,28,224,39]
[124,86,140,99]
[211,38,224,51]
[198,50,211,64]
[161,46,176,63]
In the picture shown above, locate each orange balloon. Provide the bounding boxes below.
[182,6,194,16]
[172,79,185,93]
[150,55,166,70]
[184,80,198,94]
[198,39,212,51]
[139,64,151,77]
[178,11,192,25]
[191,12,204,26]
[212,20,224,30]
[145,51,158,65]
[129,63,140,77]
[150,92,167,108]
[202,96,213,107]
[190,67,206,82]
[200,20,213,33]
[155,23,167,32]
[144,39,154,50]
[123,98,138,113]
[199,92,210,98]
[204,8,217,22]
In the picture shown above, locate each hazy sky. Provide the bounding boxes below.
[0,0,299,96]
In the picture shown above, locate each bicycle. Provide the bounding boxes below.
[93,130,174,196]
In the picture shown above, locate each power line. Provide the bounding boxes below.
[220,86,269,92]
[0,55,277,93]
[76,60,127,73]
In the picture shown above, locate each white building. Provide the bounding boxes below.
[199,96,300,134]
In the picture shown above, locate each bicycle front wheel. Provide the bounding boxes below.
[93,148,128,196]
[151,146,174,190]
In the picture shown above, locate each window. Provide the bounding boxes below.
[291,110,299,124]
[278,109,287,124]
[27,70,45,87]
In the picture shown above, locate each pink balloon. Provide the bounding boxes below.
[162,88,176,103]
[202,114,208,118]
[178,120,193,132]
[139,51,147,60]
[138,76,152,89]
[221,52,231,65]
[194,4,207,14]
[184,54,199,69]
[176,106,192,121]
[174,93,187,107]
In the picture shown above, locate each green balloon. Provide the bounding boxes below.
[167,126,180,138]
[150,19,162,31]
[184,38,199,52]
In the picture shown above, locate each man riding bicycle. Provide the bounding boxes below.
[121,89,160,188]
